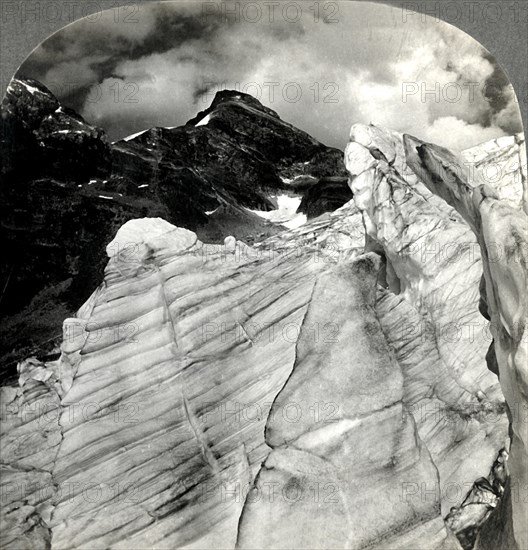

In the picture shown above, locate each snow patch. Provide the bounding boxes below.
[138,184,149,189]
[55,129,84,134]
[280,174,317,186]
[283,214,307,230]
[123,129,148,141]
[250,194,306,228]
[98,195,113,200]
[205,207,219,215]
[195,114,212,127]
[19,80,46,95]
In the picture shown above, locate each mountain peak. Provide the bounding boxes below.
[7,76,55,99]
[186,88,280,126]
[211,89,278,114]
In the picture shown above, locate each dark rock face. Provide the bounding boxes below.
[185,90,346,179]
[0,79,347,380]
[193,203,285,245]
[297,176,353,218]
[0,78,110,183]
[446,449,509,550]
[112,125,274,214]
[0,80,134,376]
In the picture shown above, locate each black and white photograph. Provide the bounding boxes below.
[0,1,526,549]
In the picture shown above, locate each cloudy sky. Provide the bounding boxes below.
[17,0,523,151]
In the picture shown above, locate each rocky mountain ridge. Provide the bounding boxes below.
[0,78,348,381]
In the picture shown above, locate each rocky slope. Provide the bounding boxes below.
[297,176,352,219]
[1,123,525,548]
[0,79,347,381]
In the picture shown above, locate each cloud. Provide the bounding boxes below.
[17,1,229,112]
[424,116,506,151]
[491,86,524,134]
[16,0,524,150]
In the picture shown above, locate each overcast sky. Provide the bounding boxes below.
[17,0,523,151]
